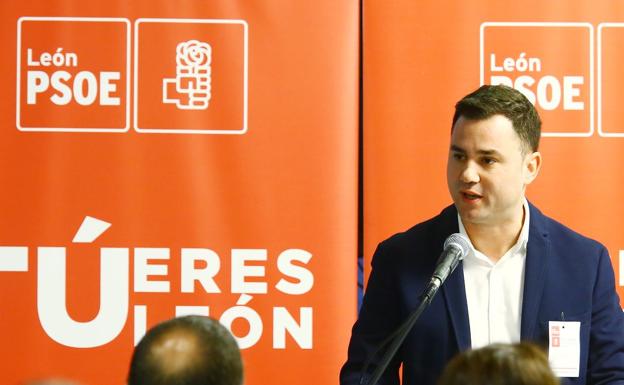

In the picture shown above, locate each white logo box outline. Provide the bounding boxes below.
[134,18,249,135]
[597,23,624,138]
[16,17,131,133]
[480,22,594,138]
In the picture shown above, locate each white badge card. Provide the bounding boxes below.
[548,321,581,377]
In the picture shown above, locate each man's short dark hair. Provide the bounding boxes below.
[452,85,541,153]
[128,315,243,385]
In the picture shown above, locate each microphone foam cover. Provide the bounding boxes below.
[443,233,471,260]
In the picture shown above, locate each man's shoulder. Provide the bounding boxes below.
[370,204,458,271]
[529,202,605,253]
[380,204,458,250]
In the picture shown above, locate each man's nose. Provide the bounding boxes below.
[460,162,480,184]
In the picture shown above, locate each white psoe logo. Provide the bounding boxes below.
[163,40,212,110]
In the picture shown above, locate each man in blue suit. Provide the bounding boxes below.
[341,85,624,385]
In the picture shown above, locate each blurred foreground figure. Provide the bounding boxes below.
[437,342,558,385]
[128,315,243,385]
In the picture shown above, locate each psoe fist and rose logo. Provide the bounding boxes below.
[17,17,248,134]
[163,39,213,110]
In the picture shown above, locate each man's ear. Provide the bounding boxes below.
[524,151,542,185]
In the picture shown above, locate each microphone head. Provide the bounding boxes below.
[443,233,471,260]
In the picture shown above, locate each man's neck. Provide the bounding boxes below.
[462,204,526,262]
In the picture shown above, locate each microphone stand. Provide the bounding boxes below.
[361,280,442,385]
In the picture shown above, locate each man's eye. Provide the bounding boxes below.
[482,157,496,165]
[452,153,465,161]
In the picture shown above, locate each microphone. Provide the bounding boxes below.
[420,233,471,303]
[360,233,471,385]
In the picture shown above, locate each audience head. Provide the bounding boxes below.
[128,315,243,385]
[437,342,558,385]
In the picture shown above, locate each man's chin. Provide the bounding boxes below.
[455,205,485,224]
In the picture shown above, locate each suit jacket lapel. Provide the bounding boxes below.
[442,264,472,350]
[520,202,550,340]
[437,205,472,351]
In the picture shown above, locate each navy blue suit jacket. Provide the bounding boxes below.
[341,203,624,385]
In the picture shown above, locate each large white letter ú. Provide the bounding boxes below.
[37,247,128,348]
[37,216,128,348]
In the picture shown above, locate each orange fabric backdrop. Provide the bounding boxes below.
[0,2,359,385]
[363,0,624,306]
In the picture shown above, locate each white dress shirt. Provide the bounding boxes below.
[459,199,530,349]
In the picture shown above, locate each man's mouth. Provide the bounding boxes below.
[461,191,482,200]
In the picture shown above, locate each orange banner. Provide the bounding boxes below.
[363,1,624,305]
[0,2,359,385]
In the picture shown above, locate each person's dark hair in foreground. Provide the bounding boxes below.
[128,315,243,385]
[437,342,558,385]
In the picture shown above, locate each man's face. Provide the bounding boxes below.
[446,114,541,227]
